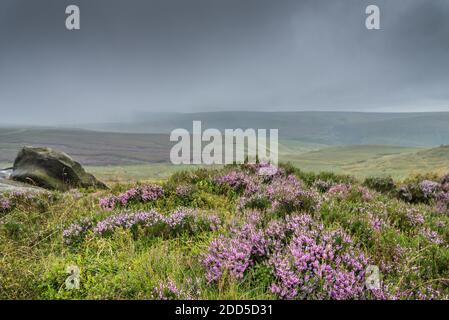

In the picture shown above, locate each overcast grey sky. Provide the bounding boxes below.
[0,0,449,125]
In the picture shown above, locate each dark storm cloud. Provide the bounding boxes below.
[0,0,448,124]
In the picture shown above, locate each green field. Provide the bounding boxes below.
[87,145,449,183]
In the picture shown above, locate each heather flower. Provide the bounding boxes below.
[99,184,164,210]
[266,175,320,213]
[326,184,373,202]
[203,210,269,282]
[435,192,449,215]
[313,180,334,193]
[357,186,374,202]
[151,278,192,300]
[0,197,12,213]
[419,228,444,245]
[269,222,369,300]
[367,212,386,232]
[215,171,257,194]
[206,214,221,231]
[85,208,220,240]
[406,208,425,227]
[203,236,253,282]
[419,180,440,199]
[327,184,351,198]
[257,164,279,177]
[63,217,94,244]
[175,185,192,197]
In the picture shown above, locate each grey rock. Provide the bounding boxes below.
[10,146,108,191]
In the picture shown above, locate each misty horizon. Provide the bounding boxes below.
[1,0,449,125]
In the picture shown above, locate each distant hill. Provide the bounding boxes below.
[284,144,449,179]
[84,111,449,147]
[0,128,171,166]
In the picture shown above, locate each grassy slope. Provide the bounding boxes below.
[87,144,448,183]
[282,145,424,179]
[344,145,449,179]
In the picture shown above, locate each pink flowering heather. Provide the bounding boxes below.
[175,185,193,197]
[203,210,372,300]
[63,209,221,242]
[327,183,352,197]
[93,210,161,235]
[203,236,254,282]
[0,197,12,213]
[203,211,268,282]
[99,184,164,210]
[215,171,259,194]
[206,214,221,231]
[203,208,378,299]
[270,216,369,300]
[419,180,440,199]
[406,208,425,227]
[326,184,374,202]
[435,192,449,215]
[257,164,279,177]
[312,180,334,193]
[63,217,94,245]
[419,228,444,245]
[266,175,320,213]
[151,278,192,300]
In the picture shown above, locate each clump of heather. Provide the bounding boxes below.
[99,184,164,210]
[312,180,334,193]
[203,211,375,300]
[240,174,320,214]
[326,184,374,202]
[214,171,257,194]
[251,162,284,182]
[64,209,221,243]
[203,211,267,282]
[398,179,441,204]
[0,191,46,214]
[0,197,12,214]
[63,217,94,245]
[266,175,320,214]
[93,210,161,236]
[268,215,369,300]
[419,180,440,200]
[175,185,193,197]
[405,208,425,227]
[327,183,351,197]
[419,227,444,245]
[435,192,449,215]
[151,278,192,300]
[395,176,449,215]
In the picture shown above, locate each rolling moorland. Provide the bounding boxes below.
[3,111,449,181]
[1,112,449,299]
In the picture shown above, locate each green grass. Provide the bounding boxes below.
[85,164,213,184]
[282,145,422,178]
[82,144,449,184]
